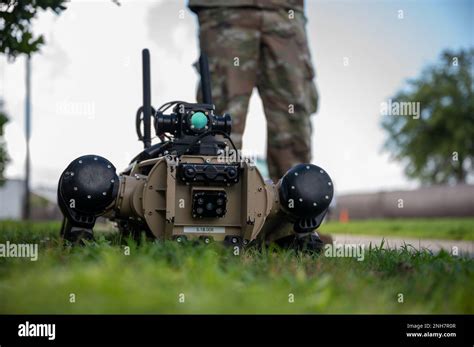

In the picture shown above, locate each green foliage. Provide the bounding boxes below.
[0,221,472,313]
[0,0,68,59]
[382,48,474,184]
[320,218,474,241]
[0,99,8,186]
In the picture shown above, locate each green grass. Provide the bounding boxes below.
[320,218,474,240]
[0,221,473,314]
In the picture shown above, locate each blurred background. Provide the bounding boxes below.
[0,0,473,223]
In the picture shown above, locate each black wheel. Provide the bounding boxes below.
[274,231,324,253]
[60,218,94,244]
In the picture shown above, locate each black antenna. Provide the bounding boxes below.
[199,53,212,105]
[142,49,152,149]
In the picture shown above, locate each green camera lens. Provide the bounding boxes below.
[191,112,208,129]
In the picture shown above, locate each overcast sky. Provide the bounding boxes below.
[1,0,473,194]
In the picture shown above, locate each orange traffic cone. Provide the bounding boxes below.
[339,208,349,223]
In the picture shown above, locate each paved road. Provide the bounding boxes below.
[331,234,474,256]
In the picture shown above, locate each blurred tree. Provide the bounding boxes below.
[0,99,7,186]
[0,0,68,60]
[382,48,474,185]
[0,0,67,187]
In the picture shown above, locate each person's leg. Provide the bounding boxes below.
[256,9,318,182]
[256,9,325,252]
[196,8,261,149]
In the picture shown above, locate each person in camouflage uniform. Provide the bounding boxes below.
[189,0,330,251]
[189,0,318,183]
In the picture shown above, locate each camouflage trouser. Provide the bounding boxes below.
[196,7,318,182]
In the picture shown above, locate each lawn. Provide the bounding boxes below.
[0,220,472,314]
[319,218,474,240]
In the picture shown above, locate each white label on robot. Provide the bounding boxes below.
[183,226,225,233]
